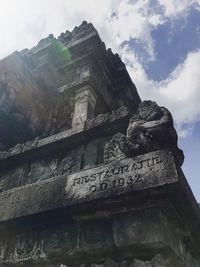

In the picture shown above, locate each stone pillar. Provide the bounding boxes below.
[72,86,97,128]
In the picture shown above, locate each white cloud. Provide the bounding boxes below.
[108,0,164,60]
[122,46,200,137]
[158,0,197,17]
[0,0,163,60]
[100,0,200,138]
[0,0,120,59]
[158,51,200,132]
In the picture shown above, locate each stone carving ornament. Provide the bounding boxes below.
[58,21,95,45]
[0,235,45,264]
[85,106,129,130]
[104,101,184,165]
[0,137,39,161]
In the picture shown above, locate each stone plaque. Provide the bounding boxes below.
[66,150,179,202]
[0,150,179,222]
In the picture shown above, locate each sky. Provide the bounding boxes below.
[0,0,199,200]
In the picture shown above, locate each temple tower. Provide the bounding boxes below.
[0,22,199,267]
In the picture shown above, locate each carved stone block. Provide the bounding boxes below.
[112,209,186,266]
[72,87,97,127]
[0,150,180,222]
[104,101,184,166]
[113,209,169,253]
[2,164,28,190]
[24,146,84,186]
[57,146,84,176]
[83,139,99,169]
[66,150,178,204]
[26,158,59,184]
[91,259,127,267]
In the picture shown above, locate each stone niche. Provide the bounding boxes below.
[0,22,200,267]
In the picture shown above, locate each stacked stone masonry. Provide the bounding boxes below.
[0,22,199,267]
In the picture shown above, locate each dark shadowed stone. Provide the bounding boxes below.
[129,254,171,266]
[91,259,127,266]
[128,255,174,266]
[113,209,170,254]
[2,164,28,190]
[131,259,152,267]
[0,220,115,266]
[83,139,99,169]
[151,254,171,266]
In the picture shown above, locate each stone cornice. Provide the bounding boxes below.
[0,107,130,164]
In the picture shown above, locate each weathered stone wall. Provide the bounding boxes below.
[0,207,196,266]
[0,22,140,151]
[0,106,129,192]
[0,22,199,267]
[0,144,199,266]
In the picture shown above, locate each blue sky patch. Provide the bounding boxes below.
[125,5,200,81]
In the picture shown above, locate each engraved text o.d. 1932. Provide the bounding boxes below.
[65,150,178,202]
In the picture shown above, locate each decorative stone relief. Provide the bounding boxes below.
[0,137,39,161]
[0,219,197,266]
[109,106,129,122]
[7,240,44,264]
[104,133,127,164]
[1,145,84,189]
[104,101,184,165]
[72,87,97,127]
[0,241,6,262]
[26,146,84,184]
[0,221,113,265]
[85,113,109,130]
[44,226,72,257]
[0,107,129,163]
[22,137,39,152]
[0,234,45,265]
[12,237,45,263]
[26,157,59,184]
[7,143,25,157]
[85,106,129,130]
[56,146,84,176]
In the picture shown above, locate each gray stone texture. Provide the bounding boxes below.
[0,21,199,267]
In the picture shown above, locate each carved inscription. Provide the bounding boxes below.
[73,156,161,192]
[66,150,178,202]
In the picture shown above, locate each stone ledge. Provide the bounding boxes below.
[0,150,178,222]
[0,208,189,266]
[0,107,129,163]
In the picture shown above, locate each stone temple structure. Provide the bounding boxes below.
[0,21,199,266]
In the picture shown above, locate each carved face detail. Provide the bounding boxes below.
[138,101,161,120]
[129,101,162,123]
